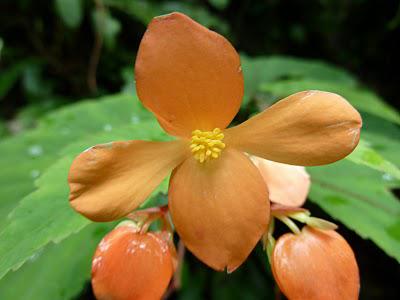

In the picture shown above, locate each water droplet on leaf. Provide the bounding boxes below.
[131,116,140,124]
[30,169,40,179]
[103,124,112,132]
[28,145,43,157]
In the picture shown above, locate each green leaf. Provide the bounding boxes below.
[308,160,400,262]
[0,155,89,280]
[260,79,400,125]
[361,113,400,168]
[0,94,151,221]
[347,139,400,181]
[240,55,357,105]
[0,223,113,300]
[0,119,169,279]
[55,0,83,29]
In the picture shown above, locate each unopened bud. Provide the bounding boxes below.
[272,226,359,300]
[92,225,174,300]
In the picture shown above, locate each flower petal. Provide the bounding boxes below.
[135,12,244,137]
[225,91,362,166]
[251,156,310,207]
[168,148,269,272]
[92,225,174,300]
[68,140,187,222]
[272,226,360,300]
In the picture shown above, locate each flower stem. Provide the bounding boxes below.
[288,212,337,230]
[127,205,171,234]
[266,234,276,264]
[275,215,301,234]
[262,217,276,264]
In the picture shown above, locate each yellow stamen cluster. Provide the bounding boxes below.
[190,128,225,163]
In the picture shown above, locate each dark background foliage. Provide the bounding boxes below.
[1,0,399,121]
[0,0,399,299]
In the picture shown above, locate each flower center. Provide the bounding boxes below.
[190,128,225,163]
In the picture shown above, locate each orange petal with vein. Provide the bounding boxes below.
[135,12,243,137]
[169,148,269,272]
[68,140,187,222]
[92,226,174,300]
[251,156,310,207]
[272,226,360,300]
[225,91,362,166]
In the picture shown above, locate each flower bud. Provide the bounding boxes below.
[272,226,359,300]
[92,225,174,300]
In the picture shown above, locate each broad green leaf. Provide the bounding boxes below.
[241,55,357,105]
[0,120,169,279]
[347,139,400,181]
[308,160,400,262]
[55,0,83,28]
[0,154,89,279]
[260,79,400,124]
[361,113,400,168]
[0,223,113,300]
[0,94,151,221]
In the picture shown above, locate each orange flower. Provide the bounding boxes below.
[68,12,361,271]
[91,224,174,300]
[272,226,360,300]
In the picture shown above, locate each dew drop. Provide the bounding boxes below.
[27,250,42,262]
[131,116,140,124]
[382,173,393,181]
[28,145,43,157]
[30,169,40,179]
[103,124,112,132]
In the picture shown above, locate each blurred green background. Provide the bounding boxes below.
[0,0,399,299]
